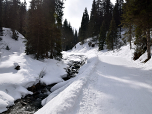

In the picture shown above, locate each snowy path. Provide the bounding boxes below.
[72,55,152,114]
[35,51,152,114]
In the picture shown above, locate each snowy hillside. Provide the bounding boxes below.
[0,29,152,114]
[35,39,152,114]
[0,28,66,113]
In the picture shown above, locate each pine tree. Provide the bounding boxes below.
[9,0,20,40]
[116,0,124,31]
[99,21,106,50]
[88,0,97,38]
[113,3,119,28]
[19,0,26,35]
[96,0,103,34]
[74,30,78,45]
[133,26,147,60]
[26,0,64,60]
[106,18,118,50]
[62,19,68,50]
[0,0,3,36]
[53,0,64,59]
[103,0,113,32]
[122,0,152,60]
[2,0,9,28]
[25,0,45,59]
[62,19,76,51]
[79,8,89,44]
[121,1,133,49]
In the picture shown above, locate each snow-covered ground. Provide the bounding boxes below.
[0,28,66,113]
[36,39,152,114]
[0,28,152,114]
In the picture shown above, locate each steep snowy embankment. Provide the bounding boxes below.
[35,39,152,114]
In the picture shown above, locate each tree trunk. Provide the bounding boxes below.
[146,27,151,60]
[129,25,132,49]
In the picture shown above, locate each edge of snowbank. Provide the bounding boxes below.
[35,56,98,114]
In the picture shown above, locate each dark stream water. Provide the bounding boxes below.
[2,55,87,114]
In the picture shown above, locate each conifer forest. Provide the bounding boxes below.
[0,0,152,61]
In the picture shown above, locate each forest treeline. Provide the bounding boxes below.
[79,0,152,61]
[0,0,152,61]
[0,0,78,60]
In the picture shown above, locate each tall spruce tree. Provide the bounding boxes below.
[2,0,9,28]
[74,30,78,45]
[9,0,20,40]
[103,0,113,31]
[106,18,118,50]
[79,8,89,44]
[26,0,64,60]
[88,0,97,38]
[122,0,152,60]
[62,19,68,50]
[121,1,133,49]
[113,1,123,39]
[99,21,106,50]
[113,3,119,28]
[19,0,26,35]
[96,0,103,34]
[133,25,147,60]
[0,0,3,36]
[53,0,64,59]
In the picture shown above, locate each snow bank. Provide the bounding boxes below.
[0,28,66,113]
[35,55,98,114]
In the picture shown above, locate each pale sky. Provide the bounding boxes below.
[64,0,115,30]
[21,0,116,30]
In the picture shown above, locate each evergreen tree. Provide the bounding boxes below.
[99,21,106,50]
[121,1,133,49]
[19,0,26,35]
[26,0,45,59]
[26,0,64,60]
[74,30,78,45]
[116,0,124,31]
[103,0,113,31]
[106,18,118,50]
[2,0,9,28]
[62,19,68,50]
[96,0,103,34]
[113,3,119,28]
[0,0,3,36]
[133,26,147,60]
[53,0,64,59]
[79,8,89,44]
[122,0,152,60]
[9,0,20,40]
[88,0,97,38]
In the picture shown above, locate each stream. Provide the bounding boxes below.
[2,54,87,114]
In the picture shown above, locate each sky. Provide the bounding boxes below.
[63,0,115,30]
[21,0,116,30]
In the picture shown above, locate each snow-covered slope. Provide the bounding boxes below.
[0,28,66,113]
[1,29,152,113]
[35,39,152,114]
